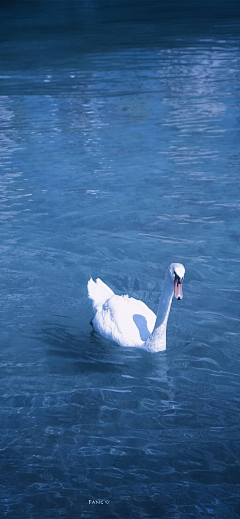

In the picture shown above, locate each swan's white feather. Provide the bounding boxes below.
[88,278,156,347]
[87,277,114,311]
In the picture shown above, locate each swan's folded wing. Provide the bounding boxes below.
[87,278,114,311]
[94,295,156,347]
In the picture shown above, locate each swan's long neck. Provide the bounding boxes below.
[144,272,174,352]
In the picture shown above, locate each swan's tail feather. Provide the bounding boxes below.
[87,278,114,311]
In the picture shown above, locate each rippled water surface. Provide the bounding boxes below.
[1,1,240,518]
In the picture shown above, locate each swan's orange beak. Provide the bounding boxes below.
[174,279,183,300]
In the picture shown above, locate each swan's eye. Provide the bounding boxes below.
[174,272,182,284]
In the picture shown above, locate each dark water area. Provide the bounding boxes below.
[1,1,240,518]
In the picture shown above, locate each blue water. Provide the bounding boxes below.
[1,1,240,517]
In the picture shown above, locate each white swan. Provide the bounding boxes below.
[87,263,185,352]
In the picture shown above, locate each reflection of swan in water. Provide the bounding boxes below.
[88,263,185,352]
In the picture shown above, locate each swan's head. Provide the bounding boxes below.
[169,263,185,300]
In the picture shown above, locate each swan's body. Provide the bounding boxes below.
[88,263,185,352]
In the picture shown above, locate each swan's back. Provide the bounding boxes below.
[88,278,156,347]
